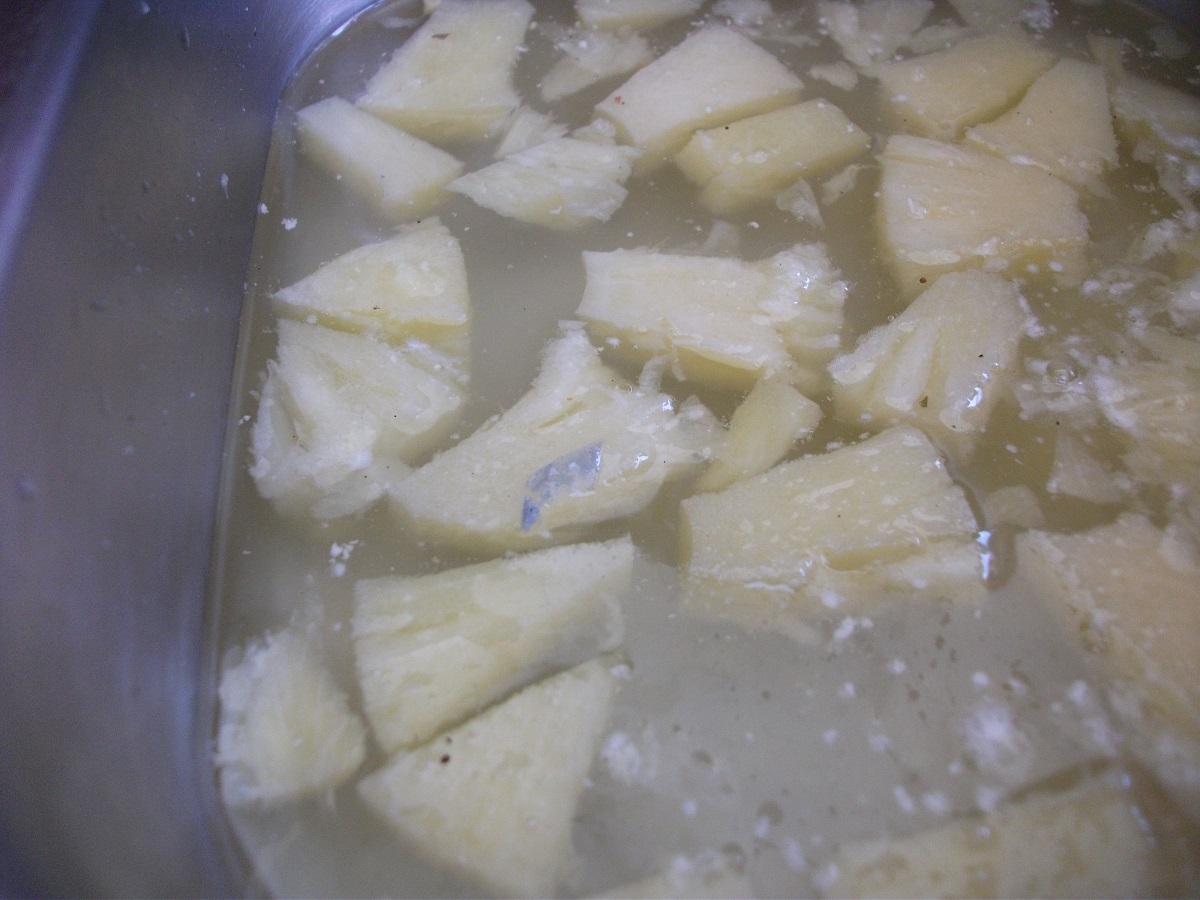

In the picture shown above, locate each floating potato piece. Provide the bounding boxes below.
[578,243,847,392]
[352,537,630,752]
[576,0,705,32]
[682,425,984,633]
[390,325,719,550]
[1111,73,1200,160]
[216,628,367,807]
[817,0,934,69]
[295,97,463,221]
[358,660,617,898]
[540,28,654,103]
[966,58,1116,188]
[251,320,464,519]
[1045,432,1125,504]
[829,271,1027,460]
[272,219,469,352]
[876,30,1054,140]
[695,378,822,493]
[356,0,534,143]
[494,106,568,158]
[674,99,871,215]
[596,26,803,170]
[878,135,1088,296]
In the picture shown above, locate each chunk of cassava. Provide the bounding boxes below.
[358,660,616,898]
[681,426,983,634]
[577,244,847,392]
[878,135,1088,296]
[1111,73,1200,160]
[216,628,367,807]
[271,219,469,352]
[829,271,1027,460]
[817,0,934,68]
[251,320,464,519]
[596,27,803,170]
[352,537,630,752]
[695,378,821,493]
[576,0,704,32]
[876,31,1054,140]
[540,28,653,103]
[356,0,534,143]
[674,100,871,215]
[494,107,568,158]
[966,59,1116,189]
[295,97,463,221]
[389,326,719,550]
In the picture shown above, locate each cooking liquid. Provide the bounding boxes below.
[206,1,1200,895]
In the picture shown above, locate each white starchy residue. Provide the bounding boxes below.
[962,698,1034,785]
[893,784,916,813]
[282,218,298,230]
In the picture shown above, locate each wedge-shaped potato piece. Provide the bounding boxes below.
[353,537,630,752]
[876,30,1054,140]
[695,378,821,493]
[390,325,718,550]
[829,271,1026,460]
[272,219,469,352]
[356,0,534,143]
[596,27,803,170]
[878,135,1088,296]
[1045,432,1125,503]
[216,628,367,807]
[358,660,617,898]
[1111,73,1200,160]
[295,97,462,221]
[674,99,871,215]
[494,106,568,158]
[576,0,704,32]
[682,425,984,633]
[966,59,1116,189]
[826,771,1195,898]
[817,0,934,68]
[540,28,653,103]
[251,320,465,519]
[578,243,847,392]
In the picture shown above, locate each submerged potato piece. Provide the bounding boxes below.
[966,59,1116,188]
[878,135,1088,296]
[1111,73,1200,160]
[295,97,463,221]
[829,271,1026,460]
[826,772,1194,898]
[356,0,534,143]
[596,27,803,170]
[682,425,983,631]
[540,28,653,102]
[353,537,630,751]
[216,628,367,807]
[390,325,719,550]
[358,660,617,898]
[674,100,871,215]
[576,0,704,32]
[578,244,847,391]
[876,30,1054,140]
[817,0,934,69]
[1045,432,1125,503]
[272,219,469,350]
[251,320,465,519]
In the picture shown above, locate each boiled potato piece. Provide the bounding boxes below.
[817,0,934,68]
[966,59,1116,189]
[829,271,1027,460]
[251,320,465,519]
[876,30,1054,140]
[390,325,719,551]
[353,537,630,751]
[216,628,367,807]
[674,99,871,215]
[356,0,534,143]
[295,97,463,221]
[494,106,568,158]
[1111,72,1200,160]
[540,28,653,102]
[878,135,1088,296]
[272,219,469,352]
[682,425,984,634]
[1045,432,1125,503]
[578,243,847,392]
[358,660,617,898]
[576,0,704,32]
[596,26,803,170]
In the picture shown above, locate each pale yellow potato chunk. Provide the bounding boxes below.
[682,425,984,633]
[876,30,1054,140]
[674,100,871,215]
[576,0,704,32]
[540,29,653,102]
[817,0,934,69]
[829,271,1027,460]
[272,219,469,352]
[295,97,463,221]
[353,537,630,751]
[357,0,534,143]
[596,27,803,170]
[1111,73,1200,160]
[358,660,617,898]
[216,628,366,807]
[966,59,1116,189]
[878,135,1088,296]
[390,326,719,551]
